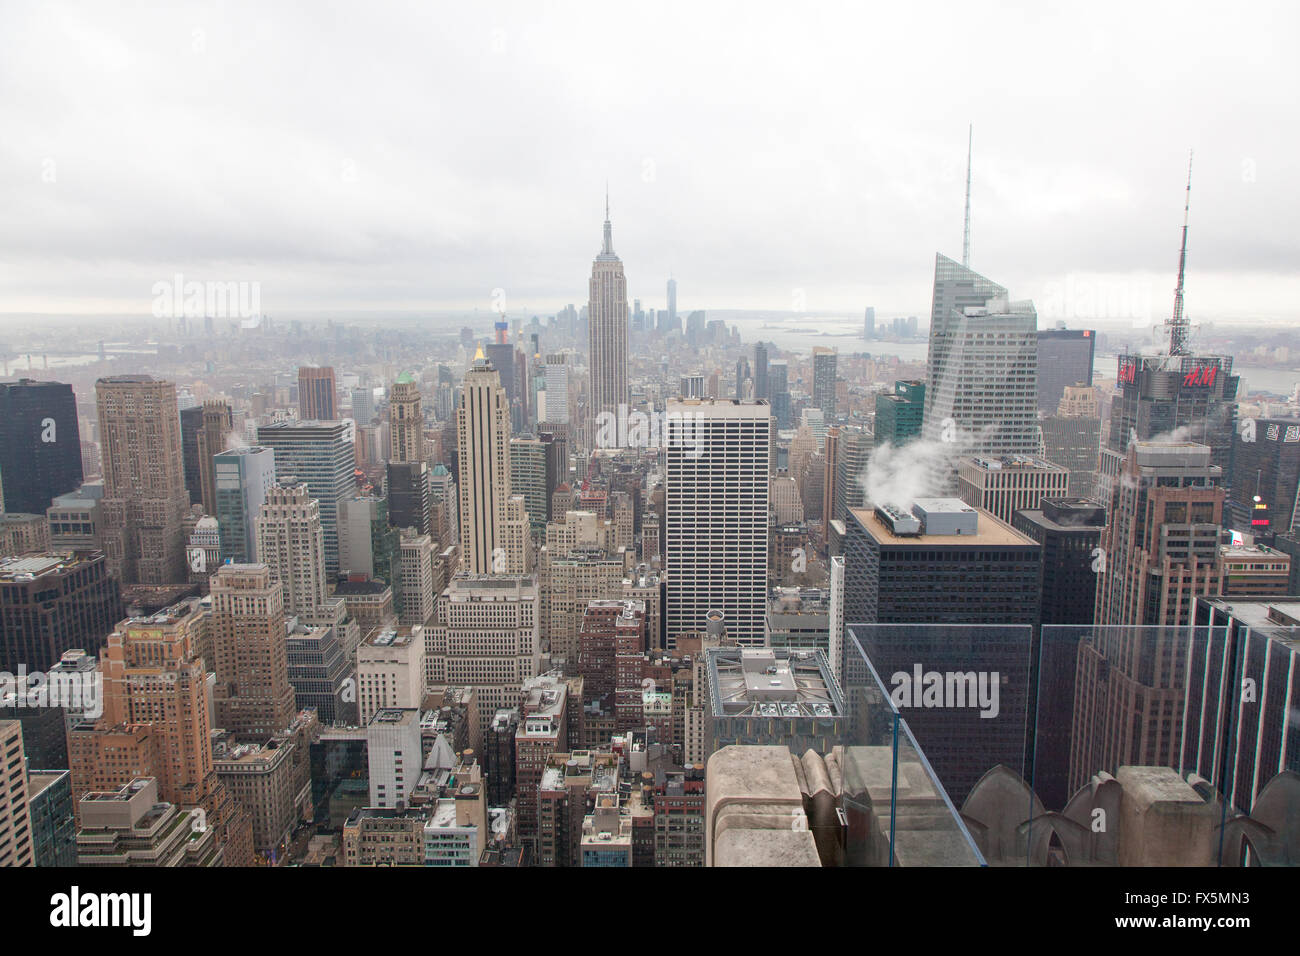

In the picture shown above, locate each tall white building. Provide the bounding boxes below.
[457,354,527,574]
[925,298,1042,458]
[357,625,426,725]
[922,253,1041,459]
[542,355,570,425]
[828,555,845,684]
[256,479,329,616]
[923,253,1008,428]
[256,420,357,576]
[366,708,423,809]
[665,399,771,646]
[588,195,628,445]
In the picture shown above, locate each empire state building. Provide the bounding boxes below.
[587,193,628,446]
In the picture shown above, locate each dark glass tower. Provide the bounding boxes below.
[0,380,83,515]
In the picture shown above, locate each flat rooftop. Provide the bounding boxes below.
[0,551,92,580]
[850,507,1033,547]
[363,624,416,648]
[1221,544,1288,560]
[707,647,843,719]
[519,677,567,720]
[963,455,1065,471]
[1209,599,1300,629]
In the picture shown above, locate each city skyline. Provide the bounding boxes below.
[0,0,1296,890]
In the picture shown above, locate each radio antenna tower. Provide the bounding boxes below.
[1166,151,1193,356]
[962,124,973,268]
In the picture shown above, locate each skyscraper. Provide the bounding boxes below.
[1093,442,1222,629]
[298,366,338,421]
[212,446,276,565]
[767,360,790,428]
[388,373,423,463]
[1036,328,1096,414]
[209,563,298,741]
[541,355,570,425]
[1012,498,1106,627]
[1106,353,1238,479]
[923,296,1042,458]
[922,253,1008,436]
[588,195,629,442]
[351,386,377,427]
[1041,385,1103,498]
[0,551,121,673]
[458,354,527,574]
[387,461,432,538]
[1074,444,1224,793]
[484,342,520,424]
[1227,417,1300,534]
[510,437,548,531]
[0,721,34,867]
[428,574,539,740]
[873,380,926,449]
[956,455,1070,526]
[256,420,357,575]
[96,375,191,584]
[665,399,770,646]
[811,347,838,420]
[842,500,1040,802]
[338,495,399,592]
[822,427,840,541]
[196,400,233,516]
[1102,161,1239,498]
[180,404,206,506]
[65,598,256,864]
[842,500,1041,628]
[832,425,871,524]
[667,276,677,326]
[754,342,769,401]
[256,479,329,616]
[0,380,83,516]
[1011,496,1107,808]
[428,463,457,544]
[397,532,437,628]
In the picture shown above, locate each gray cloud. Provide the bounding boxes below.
[1,1,1297,321]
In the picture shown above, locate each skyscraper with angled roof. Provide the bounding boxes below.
[922,255,1040,459]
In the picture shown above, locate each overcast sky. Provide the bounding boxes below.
[1,1,1297,326]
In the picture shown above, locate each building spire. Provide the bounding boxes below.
[601,184,615,256]
[962,124,973,268]
[1166,150,1194,356]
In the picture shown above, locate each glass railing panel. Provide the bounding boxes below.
[1027,623,1240,866]
[841,627,986,866]
[1217,624,1300,867]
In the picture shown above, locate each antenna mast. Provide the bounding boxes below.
[962,124,972,268]
[1167,151,1193,356]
